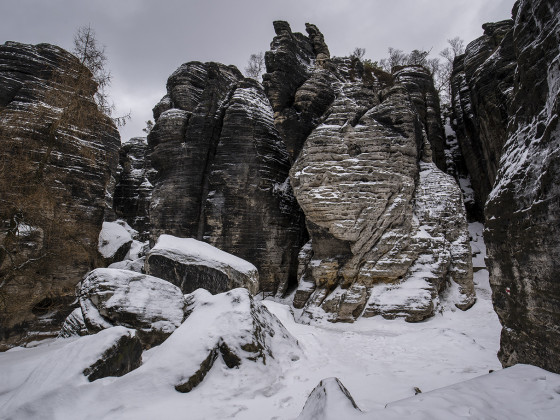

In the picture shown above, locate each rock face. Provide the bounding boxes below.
[148,62,305,294]
[145,235,259,295]
[0,42,120,349]
[451,20,516,219]
[269,22,474,322]
[482,0,560,373]
[78,268,186,348]
[113,137,154,240]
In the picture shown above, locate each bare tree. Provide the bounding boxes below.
[244,52,265,80]
[380,47,408,72]
[350,47,366,60]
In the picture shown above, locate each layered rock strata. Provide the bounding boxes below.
[148,62,305,294]
[483,0,560,373]
[451,20,516,219]
[268,22,474,322]
[0,42,120,349]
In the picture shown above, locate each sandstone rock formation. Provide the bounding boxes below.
[113,137,154,240]
[78,268,187,348]
[482,0,560,373]
[450,20,516,219]
[268,22,474,322]
[148,62,305,294]
[145,235,259,295]
[0,42,120,349]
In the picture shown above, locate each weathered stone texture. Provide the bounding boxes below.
[148,62,305,294]
[483,0,560,373]
[0,42,120,349]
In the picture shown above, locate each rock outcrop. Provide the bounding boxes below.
[297,377,362,420]
[77,268,187,348]
[451,20,516,219]
[482,0,560,373]
[113,137,154,240]
[0,42,120,349]
[148,62,305,294]
[145,235,259,295]
[268,22,474,322]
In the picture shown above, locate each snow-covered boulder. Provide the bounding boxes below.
[297,377,362,420]
[78,268,187,348]
[146,288,301,393]
[145,235,259,295]
[0,327,141,418]
[98,221,133,265]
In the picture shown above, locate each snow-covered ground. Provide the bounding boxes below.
[1,224,559,419]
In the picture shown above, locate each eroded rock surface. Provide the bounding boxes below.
[148,62,305,294]
[145,235,259,295]
[0,42,120,349]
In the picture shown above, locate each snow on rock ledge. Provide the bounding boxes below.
[78,268,186,348]
[145,235,259,295]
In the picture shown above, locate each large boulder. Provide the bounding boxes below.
[145,235,259,295]
[483,0,560,373]
[148,62,305,294]
[0,42,120,349]
[77,268,187,348]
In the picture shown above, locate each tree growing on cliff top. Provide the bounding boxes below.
[244,52,265,80]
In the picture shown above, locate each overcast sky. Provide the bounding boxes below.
[1,0,515,141]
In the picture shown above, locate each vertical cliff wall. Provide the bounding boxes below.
[453,0,560,373]
[0,42,120,348]
[483,0,560,373]
[451,20,516,219]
